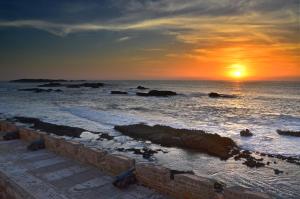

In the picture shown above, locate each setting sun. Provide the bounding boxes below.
[229,64,247,79]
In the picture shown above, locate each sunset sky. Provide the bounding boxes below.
[0,0,299,80]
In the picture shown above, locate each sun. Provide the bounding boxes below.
[229,64,246,79]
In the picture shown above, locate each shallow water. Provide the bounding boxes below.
[0,80,300,198]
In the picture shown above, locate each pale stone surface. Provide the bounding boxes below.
[0,140,170,199]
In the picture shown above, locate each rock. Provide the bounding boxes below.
[111,91,128,95]
[18,88,62,93]
[136,90,177,97]
[274,169,283,175]
[66,83,104,88]
[277,130,300,137]
[114,124,238,160]
[38,83,63,87]
[10,79,67,83]
[136,86,148,90]
[243,158,265,168]
[208,92,236,98]
[240,129,253,137]
[117,147,160,159]
[170,169,194,180]
[14,117,85,137]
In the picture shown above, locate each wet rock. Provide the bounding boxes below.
[38,83,63,87]
[13,117,85,137]
[111,91,128,95]
[243,158,265,168]
[136,86,148,90]
[117,147,160,159]
[136,90,177,97]
[18,88,62,93]
[240,129,253,137]
[208,92,236,98]
[66,83,104,88]
[277,130,300,137]
[10,79,67,83]
[274,169,283,175]
[170,169,194,180]
[98,133,114,140]
[114,124,237,160]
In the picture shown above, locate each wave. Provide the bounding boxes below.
[61,106,146,127]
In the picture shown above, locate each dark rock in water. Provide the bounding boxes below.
[114,124,237,160]
[208,92,236,98]
[170,169,194,180]
[136,90,177,97]
[274,169,283,175]
[3,131,20,140]
[38,83,63,87]
[111,91,128,95]
[11,79,67,83]
[98,133,114,140]
[234,150,265,168]
[240,129,253,137]
[243,159,265,168]
[136,86,148,90]
[27,139,45,151]
[13,117,85,137]
[18,88,62,93]
[66,83,104,88]
[117,147,160,159]
[277,130,300,137]
[10,79,67,83]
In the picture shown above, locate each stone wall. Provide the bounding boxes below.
[0,120,272,199]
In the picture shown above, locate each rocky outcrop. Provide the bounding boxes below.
[114,124,237,160]
[208,92,236,98]
[277,130,300,137]
[18,88,62,93]
[13,117,85,137]
[111,91,128,94]
[137,86,148,90]
[38,83,64,87]
[240,129,253,137]
[66,83,104,88]
[10,79,67,83]
[137,90,177,97]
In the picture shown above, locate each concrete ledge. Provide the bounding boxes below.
[0,121,273,199]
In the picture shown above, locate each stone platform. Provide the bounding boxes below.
[0,139,170,199]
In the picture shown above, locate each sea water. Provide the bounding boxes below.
[0,80,299,198]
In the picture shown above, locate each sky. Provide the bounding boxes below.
[0,0,299,81]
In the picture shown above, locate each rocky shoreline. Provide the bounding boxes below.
[6,116,300,172]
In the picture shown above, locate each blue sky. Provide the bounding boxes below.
[0,0,299,80]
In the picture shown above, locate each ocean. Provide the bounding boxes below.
[0,80,300,198]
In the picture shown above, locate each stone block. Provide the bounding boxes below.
[78,146,107,167]
[136,163,171,185]
[173,174,215,199]
[224,186,272,199]
[19,128,41,142]
[101,154,135,175]
[0,121,18,132]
